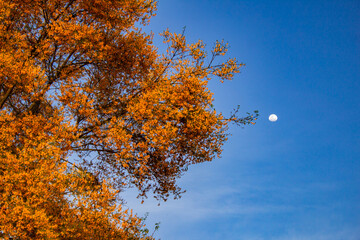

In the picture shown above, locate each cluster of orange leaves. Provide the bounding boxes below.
[0,0,256,239]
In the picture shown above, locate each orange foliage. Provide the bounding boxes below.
[0,0,257,238]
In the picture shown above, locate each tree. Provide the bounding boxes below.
[0,0,258,239]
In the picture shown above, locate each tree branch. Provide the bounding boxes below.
[0,84,16,110]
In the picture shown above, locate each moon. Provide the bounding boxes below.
[269,114,278,122]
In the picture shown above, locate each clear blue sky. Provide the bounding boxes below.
[125,1,360,239]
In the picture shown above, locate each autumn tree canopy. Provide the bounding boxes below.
[0,0,257,239]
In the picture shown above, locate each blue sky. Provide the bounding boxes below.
[125,1,360,239]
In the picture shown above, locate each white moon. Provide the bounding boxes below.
[269,114,278,122]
